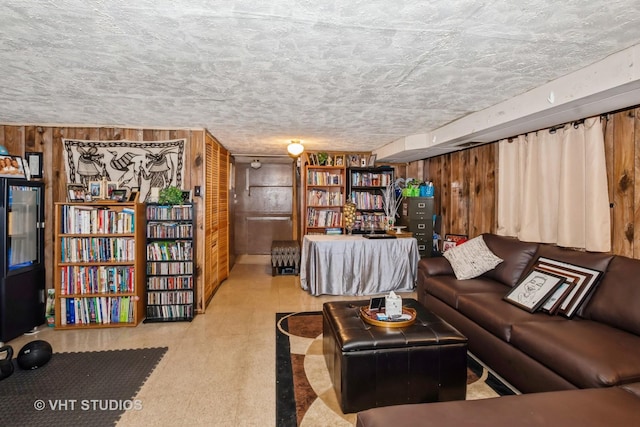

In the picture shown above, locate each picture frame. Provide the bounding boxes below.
[67,183,86,202]
[368,154,377,167]
[128,187,140,202]
[349,155,360,167]
[0,155,27,179]
[360,157,367,167]
[181,190,192,203]
[105,181,118,199]
[504,269,566,313]
[335,155,345,167]
[88,181,103,199]
[539,281,576,315]
[110,189,127,202]
[442,240,457,252]
[25,152,43,179]
[444,234,468,245]
[533,257,603,318]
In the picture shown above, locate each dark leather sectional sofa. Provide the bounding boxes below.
[357,233,640,426]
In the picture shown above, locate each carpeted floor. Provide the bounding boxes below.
[0,347,167,427]
[276,311,516,427]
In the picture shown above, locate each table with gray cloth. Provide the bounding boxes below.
[300,235,420,296]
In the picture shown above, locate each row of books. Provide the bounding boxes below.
[354,212,387,231]
[351,191,384,210]
[146,222,193,239]
[147,241,193,261]
[147,275,193,291]
[61,205,135,234]
[307,189,344,206]
[59,296,134,325]
[147,290,194,305]
[60,265,135,295]
[350,171,393,187]
[146,205,193,221]
[307,208,343,227]
[307,171,342,186]
[146,304,194,320]
[60,237,136,263]
[147,261,194,275]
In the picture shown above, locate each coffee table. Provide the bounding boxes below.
[323,298,468,413]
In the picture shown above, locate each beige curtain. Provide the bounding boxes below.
[497,117,610,251]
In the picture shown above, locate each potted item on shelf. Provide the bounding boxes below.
[158,185,184,205]
[317,152,328,166]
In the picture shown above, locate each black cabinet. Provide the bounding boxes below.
[398,197,433,257]
[0,179,45,343]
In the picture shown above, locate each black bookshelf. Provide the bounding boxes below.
[144,203,196,322]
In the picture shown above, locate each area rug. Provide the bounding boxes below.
[0,347,167,427]
[276,312,516,427]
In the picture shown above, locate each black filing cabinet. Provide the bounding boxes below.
[398,197,433,257]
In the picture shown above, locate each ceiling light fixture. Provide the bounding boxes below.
[287,139,304,157]
[250,159,261,169]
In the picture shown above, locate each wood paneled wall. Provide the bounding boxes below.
[405,105,640,259]
[0,124,229,312]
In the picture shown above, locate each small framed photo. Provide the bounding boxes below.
[360,157,367,167]
[128,187,139,202]
[67,184,86,202]
[105,181,118,198]
[349,155,360,167]
[504,269,566,313]
[335,154,345,167]
[89,181,103,198]
[25,152,43,179]
[368,154,377,167]
[181,190,192,203]
[110,189,127,202]
[0,155,26,179]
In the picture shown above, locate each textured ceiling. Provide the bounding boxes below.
[2,1,640,158]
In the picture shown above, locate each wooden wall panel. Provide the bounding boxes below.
[0,124,230,312]
[408,106,640,258]
[611,110,635,256]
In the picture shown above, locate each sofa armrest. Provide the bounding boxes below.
[418,257,454,276]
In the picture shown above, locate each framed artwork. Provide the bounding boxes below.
[533,257,602,318]
[539,281,576,315]
[504,269,565,313]
[0,155,26,179]
[335,155,345,167]
[89,181,103,198]
[360,157,367,167]
[25,152,43,178]
[368,154,377,167]
[181,190,192,203]
[67,184,86,202]
[349,155,360,167]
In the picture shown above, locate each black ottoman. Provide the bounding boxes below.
[323,298,468,414]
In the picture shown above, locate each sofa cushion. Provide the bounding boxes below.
[422,276,507,309]
[510,319,640,388]
[456,292,565,342]
[443,236,503,280]
[581,255,640,336]
[481,234,539,287]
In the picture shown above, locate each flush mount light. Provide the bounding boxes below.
[287,139,304,157]
[250,159,261,169]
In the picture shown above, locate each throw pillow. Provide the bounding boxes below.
[443,235,504,280]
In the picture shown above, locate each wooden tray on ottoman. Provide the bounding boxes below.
[359,306,417,328]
